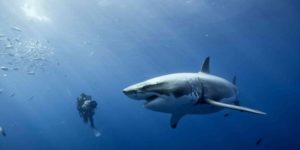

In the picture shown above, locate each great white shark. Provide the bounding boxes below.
[123,57,266,128]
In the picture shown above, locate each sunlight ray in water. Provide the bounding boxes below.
[21,0,51,22]
[0,0,298,149]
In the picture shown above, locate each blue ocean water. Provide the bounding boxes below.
[0,0,299,149]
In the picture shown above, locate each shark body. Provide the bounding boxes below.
[123,57,266,128]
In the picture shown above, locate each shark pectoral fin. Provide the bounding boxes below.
[170,113,185,129]
[195,83,206,105]
[205,99,266,115]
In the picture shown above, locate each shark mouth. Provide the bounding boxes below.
[144,95,159,105]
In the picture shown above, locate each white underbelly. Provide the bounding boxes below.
[144,96,237,114]
[144,96,194,114]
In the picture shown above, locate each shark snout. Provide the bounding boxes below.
[123,83,155,100]
[122,87,138,96]
[123,83,144,97]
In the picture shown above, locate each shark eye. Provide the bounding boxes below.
[141,85,152,90]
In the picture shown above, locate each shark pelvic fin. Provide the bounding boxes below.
[200,57,210,73]
[170,113,185,129]
[205,99,266,115]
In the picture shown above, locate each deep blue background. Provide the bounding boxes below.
[0,0,299,149]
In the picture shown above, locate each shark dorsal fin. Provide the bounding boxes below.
[200,57,210,73]
[232,76,237,85]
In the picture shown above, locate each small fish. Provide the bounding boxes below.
[8,53,15,57]
[27,71,36,75]
[0,127,6,136]
[11,26,22,32]
[10,93,15,97]
[27,96,34,101]
[33,58,44,61]
[224,113,230,117]
[89,51,95,56]
[256,138,262,146]
[13,67,19,71]
[83,41,88,45]
[1,66,9,71]
[5,44,13,49]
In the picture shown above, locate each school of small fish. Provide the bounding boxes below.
[0,26,55,76]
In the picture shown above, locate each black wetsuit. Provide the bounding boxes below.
[77,93,97,128]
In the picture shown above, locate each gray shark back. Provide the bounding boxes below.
[161,72,237,101]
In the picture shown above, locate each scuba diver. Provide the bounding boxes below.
[77,93,101,137]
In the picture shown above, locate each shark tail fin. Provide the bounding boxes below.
[200,57,210,73]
